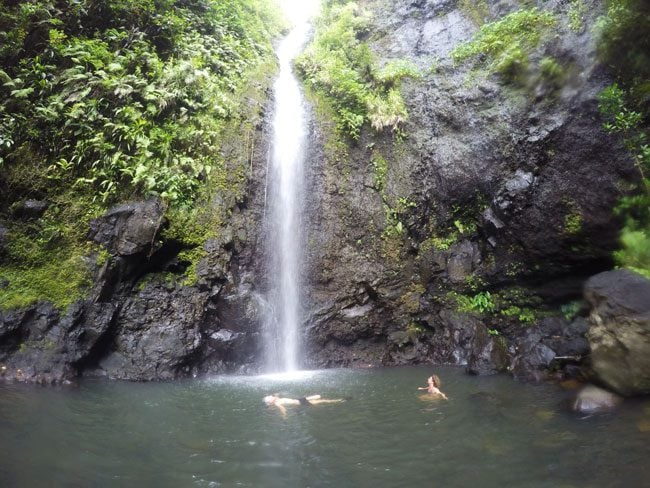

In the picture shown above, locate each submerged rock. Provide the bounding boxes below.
[572,385,622,414]
[585,270,650,396]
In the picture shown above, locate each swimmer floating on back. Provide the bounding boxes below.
[417,374,448,400]
[263,394,345,416]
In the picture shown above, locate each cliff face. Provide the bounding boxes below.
[301,0,634,372]
[0,0,638,383]
[0,0,282,382]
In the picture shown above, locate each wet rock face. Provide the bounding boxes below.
[88,199,165,256]
[509,317,590,381]
[302,0,632,372]
[0,192,268,383]
[0,302,118,384]
[371,0,474,63]
[585,270,650,396]
[467,324,509,375]
[97,284,206,381]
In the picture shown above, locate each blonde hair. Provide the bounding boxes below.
[430,374,441,388]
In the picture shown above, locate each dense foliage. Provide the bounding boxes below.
[451,8,557,82]
[296,1,418,139]
[0,0,281,308]
[597,0,650,277]
[0,0,280,204]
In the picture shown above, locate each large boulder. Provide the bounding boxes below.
[585,270,650,396]
[88,199,165,256]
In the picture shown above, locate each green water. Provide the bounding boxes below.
[0,366,649,487]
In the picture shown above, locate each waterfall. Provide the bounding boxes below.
[263,0,320,372]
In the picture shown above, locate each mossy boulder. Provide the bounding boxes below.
[585,270,650,396]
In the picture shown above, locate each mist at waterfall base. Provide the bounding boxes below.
[2,366,650,487]
[261,0,320,373]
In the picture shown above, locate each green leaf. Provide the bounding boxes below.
[11,87,34,99]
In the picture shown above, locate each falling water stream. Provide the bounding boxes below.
[263,0,320,372]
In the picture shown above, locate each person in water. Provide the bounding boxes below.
[263,394,345,416]
[417,374,448,400]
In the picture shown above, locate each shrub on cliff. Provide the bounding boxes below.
[296,2,418,139]
[0,0,280,205]
[597,0,650,278]
[451,7,557,83]
[0,0,281,309]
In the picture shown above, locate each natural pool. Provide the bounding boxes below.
[1,366,649,487]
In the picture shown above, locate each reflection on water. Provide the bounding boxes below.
[1,366,649,487]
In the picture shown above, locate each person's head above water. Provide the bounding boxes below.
[428,374,441,388]
[263,395,278,405]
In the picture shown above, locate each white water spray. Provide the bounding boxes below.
[263,0,320,372]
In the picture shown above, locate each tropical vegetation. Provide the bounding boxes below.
[296,0,419,139]
[597,0,650,277]
[0,0,282,308]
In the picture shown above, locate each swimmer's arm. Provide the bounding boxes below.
[276,404,287,417]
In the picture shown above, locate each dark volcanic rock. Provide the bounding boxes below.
[445,241,482,284]
[12,199,49,219]
[435,310,482,365]
[0,223,8,254]
[88,199,165,256]
[97,283,206,381]
[0,301,120,384]
[0,195,266,383]
[585,270,650,396]
[509,315,590,381]
[467,325,509,375]
[539,317,590,359]
[510,329,556,381]
[301,0,632,372]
